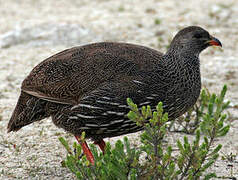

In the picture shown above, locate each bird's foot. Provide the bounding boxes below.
[75,135,94,165]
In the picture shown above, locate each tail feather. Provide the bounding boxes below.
[7,91,50,132]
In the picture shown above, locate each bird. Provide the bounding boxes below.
[7,26,222,164]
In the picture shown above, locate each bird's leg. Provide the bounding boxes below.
[94,139,106,154]
[75,135,94,165]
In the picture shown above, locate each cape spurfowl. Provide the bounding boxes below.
[8,26,222,164]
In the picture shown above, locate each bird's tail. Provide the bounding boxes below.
[7,91,50,132]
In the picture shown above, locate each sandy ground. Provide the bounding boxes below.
[0,0,238,179]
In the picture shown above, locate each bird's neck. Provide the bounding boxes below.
[158,51,201,86]
[160,50,201,105]
[164,49,200,68]
[166,44,201,59]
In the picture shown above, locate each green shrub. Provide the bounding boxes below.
[59,85,230,179]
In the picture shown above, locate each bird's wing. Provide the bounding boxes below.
[22,58,140,105]
[21,42,163,105]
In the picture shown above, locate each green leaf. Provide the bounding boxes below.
[217,125,230,137]
[204,173,216,180]
[146,105,152,118]
[220,84,227,100]
[59,137,73,154]
[127,98,138,110]
[201,160,215,172]
[142,106,146,117]
[127,111,138,121]
[210,144,222,156]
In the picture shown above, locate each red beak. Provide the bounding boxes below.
[207,36,222,47]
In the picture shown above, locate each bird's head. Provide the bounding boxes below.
[167,26,222,55]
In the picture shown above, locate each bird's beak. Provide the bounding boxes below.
[206,36,222,47]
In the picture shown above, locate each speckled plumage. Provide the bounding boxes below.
[8,26,222,142]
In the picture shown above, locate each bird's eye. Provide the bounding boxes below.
[193,33,202,39]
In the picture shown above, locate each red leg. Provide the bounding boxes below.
[94,139,106,154]
[75,136,94,165]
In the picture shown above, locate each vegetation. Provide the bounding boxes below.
[59,85,230,179]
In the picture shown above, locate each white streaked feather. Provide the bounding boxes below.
[72,103,103,110]
[132,80,145,85]
[106,111,125,116]
[123,119,133,124]
[176,98,181,102]
[169,107,175,111]
[96,100,119,106]
[121,124,130,128]
[84,123,99,127]
[81,95,93,100]
[139,101,151,106]
[106,129,117,132]
[102,112,108,116]
[106,129,118,132]
[146,96,154,100]
[101,96,112,100]
[110,119,124,124]
[69,116,78,120]
[118,104,128,108]
[100,124,111,127]
[79,127,91,130]
[77,114,98,119]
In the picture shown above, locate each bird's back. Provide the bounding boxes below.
[22,42,163,105]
